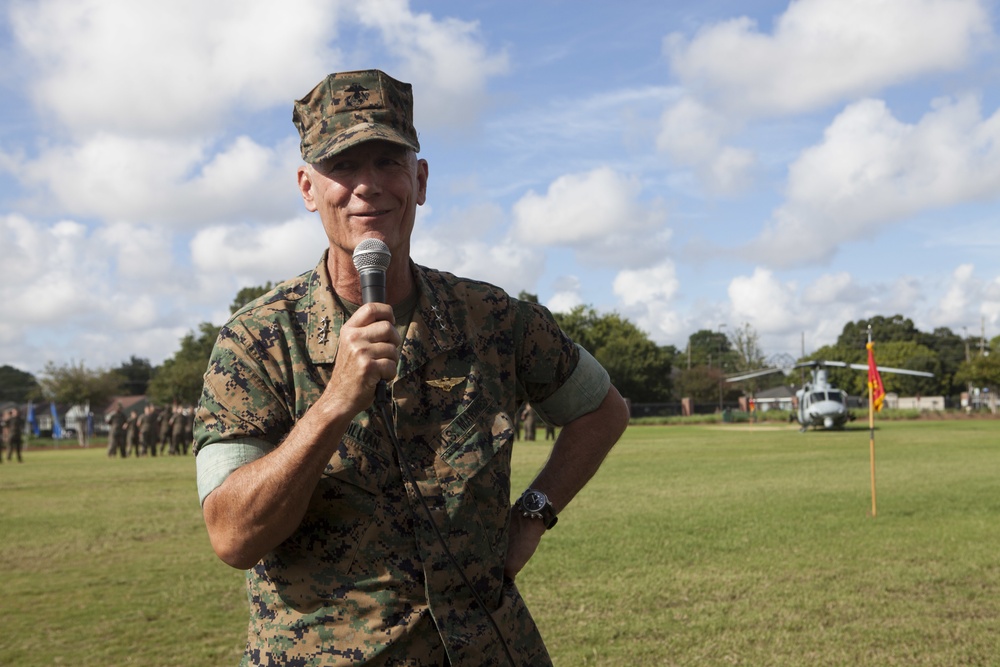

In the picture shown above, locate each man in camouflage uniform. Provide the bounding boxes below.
[106,402,127,458]
[195,69,629,666]
[125,411,140,457]
[3,407,24,462]
[138,404,158,457]
[159,405,173,455]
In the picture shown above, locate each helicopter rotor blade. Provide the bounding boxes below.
[846,363,934,377]
[726,367,788,382]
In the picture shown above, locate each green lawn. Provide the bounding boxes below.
[2,420,997,665]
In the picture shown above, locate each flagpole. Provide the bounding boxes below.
[867,326,877,518]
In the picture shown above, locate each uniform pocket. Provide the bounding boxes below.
[438,395,515,552]
[265,421,391,609]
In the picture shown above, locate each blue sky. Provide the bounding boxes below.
[2,0,999,376]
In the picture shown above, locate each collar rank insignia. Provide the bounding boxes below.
[317,316,331,345]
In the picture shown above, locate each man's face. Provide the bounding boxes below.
[298,140,428,260]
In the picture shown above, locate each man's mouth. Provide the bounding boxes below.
[352,209,390,219]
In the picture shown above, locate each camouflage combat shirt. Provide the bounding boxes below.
[195,252,580,666]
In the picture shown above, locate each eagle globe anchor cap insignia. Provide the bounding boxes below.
[293,69,420,164]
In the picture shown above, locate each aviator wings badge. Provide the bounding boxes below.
[426,377,465,391]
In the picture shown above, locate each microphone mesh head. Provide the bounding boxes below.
[352,238,392,272]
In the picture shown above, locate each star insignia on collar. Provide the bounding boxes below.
[317,316,331,345]
[429,304,446,330]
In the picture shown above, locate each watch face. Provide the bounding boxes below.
[522,490,546,513]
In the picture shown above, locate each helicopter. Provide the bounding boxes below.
[726,361,934,431]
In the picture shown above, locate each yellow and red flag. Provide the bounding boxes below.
[866,341,885,412]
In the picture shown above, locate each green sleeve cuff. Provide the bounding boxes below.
[533,344,610,426]
[195,437,272,506]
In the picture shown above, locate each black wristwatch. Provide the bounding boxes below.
[513,489,558,529]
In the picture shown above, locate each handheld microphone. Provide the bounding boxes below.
[352,239,392,406]
[352,238,391,305]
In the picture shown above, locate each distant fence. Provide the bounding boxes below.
[630,402,742,418]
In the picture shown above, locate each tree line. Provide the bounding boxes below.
[3,285,997,412]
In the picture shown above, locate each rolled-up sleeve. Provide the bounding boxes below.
[532,345,610,426]
[196,437,272,505]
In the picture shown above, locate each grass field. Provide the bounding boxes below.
[1,420,997,666]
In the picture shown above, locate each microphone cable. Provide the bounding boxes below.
[354,238,516,665]
[372,385,517,667]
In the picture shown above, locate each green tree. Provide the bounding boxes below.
[674,365,728,404]
[0,365,40,403]
[955,348,1000,408]
[728,322,767,373]
[837,314,920,348]
[38,361,123,445]
[38,361,123,408]
[517,291,539,304]
[916,327,967,398]
[683,329,734,371]
[113,355,155,395]
[554,305,674,402]
[869,341,940,396]
[147,322,220,405]
[230,282,275,315]
[822,316,952,397]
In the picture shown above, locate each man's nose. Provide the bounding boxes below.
[354,162,383,196]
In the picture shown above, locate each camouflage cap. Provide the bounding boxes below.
[293,69,420,164]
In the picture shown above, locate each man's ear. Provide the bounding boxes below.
[416,158,429,206]
[297,165,319,212]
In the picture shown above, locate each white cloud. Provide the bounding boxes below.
[802,271,857,305]
[707,146,756,194]
[657,98,757,194]
[613,261,680,307]
[657,97,730,164]
[934,264,976,324]
[547,275,584,315]
[0,216,104,325]
[658,0,992,194]
[927,263,1000,331]
[411,234,545,296]
[728,267,804,333]
[714,263,1000,361]
[95,222,175,283]
[350,0,509,128]
[191,216,328,287]
[20,133,301,226]
[511,167,670,265]
[12,0,344,137]
[666,0,991,116]
[750,96,1000,266]
[611,261,685,344]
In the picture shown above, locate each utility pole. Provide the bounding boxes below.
[981,316,986,357]
[718,324,727,411]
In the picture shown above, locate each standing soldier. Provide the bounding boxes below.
[182,406,194,455]
[125,411,140,457]
[138,405,158,457]
[169,406,184,455]
[158,406,172,455]
[521,403,537,441]
[0,409,8,463]
[5,407,24,463]
[106,402,127,458]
